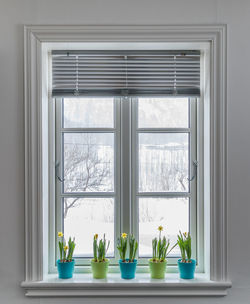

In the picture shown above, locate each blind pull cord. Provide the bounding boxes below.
[74,55,79,96]
[122,55,129,99]
[174,55,177,96]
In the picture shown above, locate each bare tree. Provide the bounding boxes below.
[63,135,111,218]
[177,172,187,191]
[160,164,187,192]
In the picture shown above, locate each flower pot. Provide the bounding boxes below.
[177,259,196,279]
[56,259,75,279]
[91,259,110,279]
[148,259,167,279]
[119,259,137,279]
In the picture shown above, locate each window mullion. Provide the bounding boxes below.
[120,98,132,235]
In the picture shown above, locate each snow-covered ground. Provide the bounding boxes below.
[64,197,188,257]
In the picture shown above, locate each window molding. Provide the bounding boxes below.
[23,24,230,296]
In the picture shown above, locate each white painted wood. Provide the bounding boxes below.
[21,273,231,297]
[23,24,229,296]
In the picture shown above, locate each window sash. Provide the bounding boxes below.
[54,98,121,266]
[51,97,201,270]
[131,98,198,266]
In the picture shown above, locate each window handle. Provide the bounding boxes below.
[187,160,198,182]
[55,161,65,182]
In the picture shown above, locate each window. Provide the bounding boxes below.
[51,50,202,269]
[22,25,230,297]
[53,95,200,268]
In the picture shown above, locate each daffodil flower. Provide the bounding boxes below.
[58,232,63,238]
[158,226,164,239]
[94,234,98,240]
[64,245,69,251]
[158,226,163,232]
[121,232,127,239]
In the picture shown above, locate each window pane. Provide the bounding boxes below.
[63,133,114,192]
[139,197,189,257]
[63,198,114,257]
[139,133,189,192]
[63,98,114,128]
[138,98,189,128]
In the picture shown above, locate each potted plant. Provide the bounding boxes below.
[148,226,177,279]
[177,231,196,279]
[117,233,138,279]
[56,232,76,279]
[91,234,110,279]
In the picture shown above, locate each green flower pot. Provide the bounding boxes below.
[91,259,110,279]
[149,259,167,279]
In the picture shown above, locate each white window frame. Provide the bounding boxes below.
[51,97,199,272]
[22,25,231,297]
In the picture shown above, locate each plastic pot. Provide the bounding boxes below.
[177,259,196,279]
[91,259,110,279]
[56,259,75,279]
[148,259,167,279]
[119,259,137,279]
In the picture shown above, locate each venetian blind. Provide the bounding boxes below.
[52,50,200,97]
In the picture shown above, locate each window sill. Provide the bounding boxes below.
[21,273,231,297]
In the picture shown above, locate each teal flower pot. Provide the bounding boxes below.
[177,259,196,279]
[57,259,75,279]
[119,259,137,279]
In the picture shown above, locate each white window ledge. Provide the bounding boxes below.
[21,273,231,297]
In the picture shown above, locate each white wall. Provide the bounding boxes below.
[0,0,250,303]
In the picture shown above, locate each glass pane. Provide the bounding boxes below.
[63,133,114,192]
[63,98,114,128]
[139,133,189,192]
[139,197,189,257]
[63,198,114,257]
[138,98,189,128]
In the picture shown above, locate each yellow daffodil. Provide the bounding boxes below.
[63,245,68,251]
[94,234,98,240]
[121,232,127,239]
[184,232,188,237]
[158,225,163,232]
[58,232,63,237]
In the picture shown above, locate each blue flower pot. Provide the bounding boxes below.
[57,259,75,279]
[177,259,196,279]
[119,259,137,279]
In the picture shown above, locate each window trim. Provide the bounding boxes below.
[22,24,230,297]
